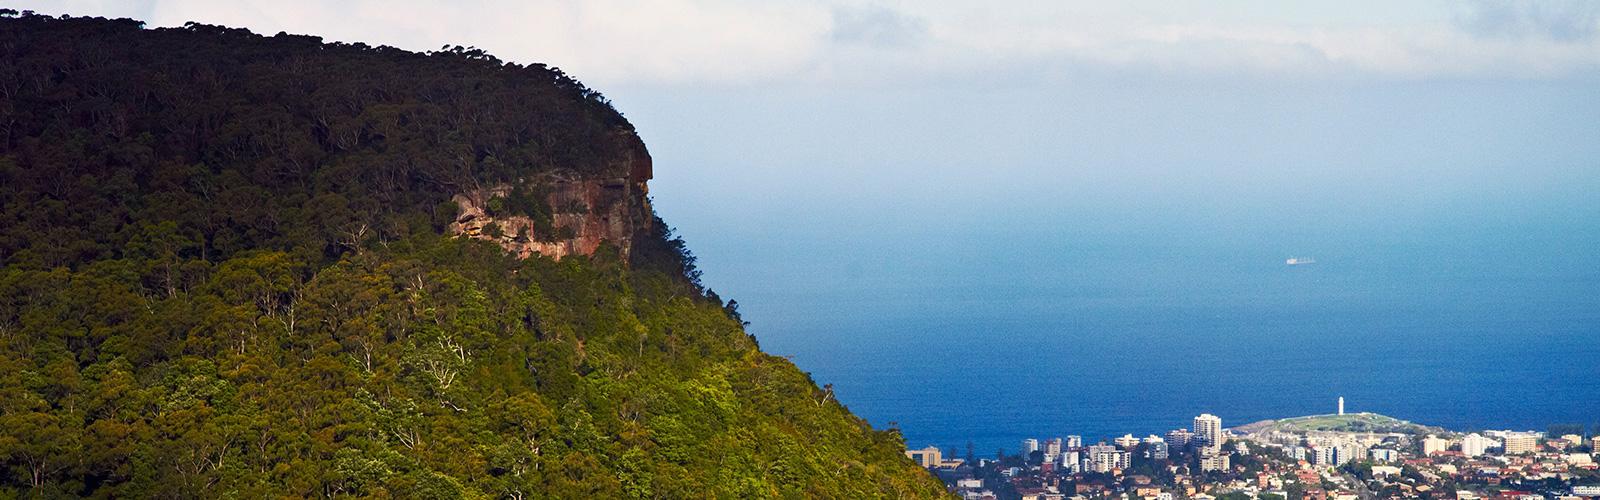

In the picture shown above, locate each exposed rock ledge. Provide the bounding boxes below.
[448,163,651,261]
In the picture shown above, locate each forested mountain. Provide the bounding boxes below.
[0,11,949,499]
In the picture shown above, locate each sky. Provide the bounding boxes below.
[18,0,1600,85]
[15,0,1600,437]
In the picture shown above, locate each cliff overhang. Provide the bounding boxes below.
[449,148,652,260]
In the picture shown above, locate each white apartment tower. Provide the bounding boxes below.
[1332,444,1358,465]
[1309,446,1332,465]
[1200,453,1231,472]
[1194,414,1224,452]
[1422,435,1450,455]
[1461,433,1492,457]
[1060,450,1082,473]
[1022,439,1040,456]
[1114,434,1141,448]
[1087,445,1130,472]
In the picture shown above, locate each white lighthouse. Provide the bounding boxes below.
[1338,397,1344,415]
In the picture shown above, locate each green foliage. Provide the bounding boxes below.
[1549,424,1585,438]
[486,197,509,218]
[1262,414,1432,435]
[0,13,644,272]
[0,236,951,498]
[1342,460,1376,481]
[1286,481,1307,500]
[0,12,948,500]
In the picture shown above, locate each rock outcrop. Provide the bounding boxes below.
[449,152,652,260]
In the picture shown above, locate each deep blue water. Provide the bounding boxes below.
[696,205,1600,456]
[614,80,1600,459]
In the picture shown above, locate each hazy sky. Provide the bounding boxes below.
[19,1,1600,84]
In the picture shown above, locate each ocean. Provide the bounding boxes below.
[615,75,1600,459]
[696,200,1600,456]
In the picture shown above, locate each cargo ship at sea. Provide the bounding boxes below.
[1286,257,1315,265]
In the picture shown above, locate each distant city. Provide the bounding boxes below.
[908,400,1598,500]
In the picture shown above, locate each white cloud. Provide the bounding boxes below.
[12,0,1600,85]
[831,6,928,49]
[1455,0,1600,42]
[905,2,1600,80]
[127,0,834,85]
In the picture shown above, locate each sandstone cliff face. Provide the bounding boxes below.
[449,152,652,261]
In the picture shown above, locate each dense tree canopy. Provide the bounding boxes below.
[0,11,948,499]
[0,10,646,271]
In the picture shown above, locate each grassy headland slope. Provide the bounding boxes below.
[1234,413,1442,435]
[0,12,947,499]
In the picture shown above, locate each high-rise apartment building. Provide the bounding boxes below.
[1114,434,1140,448]
[1087,444,1129,472]
[1422,435,1450,455]
[1148,441,1170,460]
[1194,414,1223,452]
[1308,446,1331,465]
[1066,435,1083,448]
[1369,448,1400,462]
[1200,454,1230,472]
[1060,450,1081,473]
[1504,433,1537,455]
[1332,445,1357,465]
[1166,429,1193,450]
[1046,445,1062,463]
[1461,433,1492,457]
[1022,439,1040,457]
